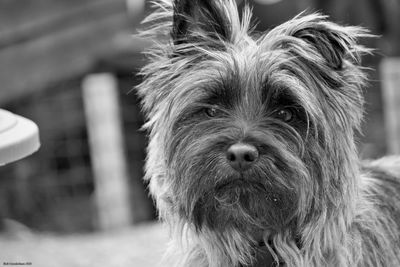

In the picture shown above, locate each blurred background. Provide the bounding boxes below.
[0,0,399,266]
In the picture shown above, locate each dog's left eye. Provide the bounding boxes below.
[276,108,294,122]
[204,107,219,117]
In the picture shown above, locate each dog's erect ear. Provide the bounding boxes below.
[172,0,233,45]
[293,25,348,70]
[286,14,368,70]
[293,28,346,70]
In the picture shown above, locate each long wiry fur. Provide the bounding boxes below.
[136,1,400,266]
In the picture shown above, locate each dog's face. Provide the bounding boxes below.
[138,0,369,237]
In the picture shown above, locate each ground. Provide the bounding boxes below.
[0,222,168,267]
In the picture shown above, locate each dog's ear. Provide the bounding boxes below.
[172,0,233,45]
[293,27,347,70]
[287,14,368,70]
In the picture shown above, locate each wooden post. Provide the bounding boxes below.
[380,58,400,154]
[82,73,132,231]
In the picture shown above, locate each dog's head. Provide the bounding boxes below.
[138,0,370,239]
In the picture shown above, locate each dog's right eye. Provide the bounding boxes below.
[275,108,295,122]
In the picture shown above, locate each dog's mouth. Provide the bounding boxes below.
[215,178,266,192]
[214,178,281,203]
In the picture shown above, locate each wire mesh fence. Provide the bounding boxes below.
[0,74,154,233]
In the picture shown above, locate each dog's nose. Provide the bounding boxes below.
[226,143,259,171]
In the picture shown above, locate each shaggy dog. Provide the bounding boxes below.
[136,0,400,266]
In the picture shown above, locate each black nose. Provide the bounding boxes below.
[226,143,259,171]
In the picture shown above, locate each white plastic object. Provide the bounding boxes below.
[0,109,40,165]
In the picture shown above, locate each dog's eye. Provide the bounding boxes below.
[276,108,294,122]
[204,107,219,117]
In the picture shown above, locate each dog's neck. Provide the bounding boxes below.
[243,234,302,267]
[240,241,278,267]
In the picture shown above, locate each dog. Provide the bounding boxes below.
[136,0,400,266]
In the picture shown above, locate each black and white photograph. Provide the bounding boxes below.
[0,0,400,266]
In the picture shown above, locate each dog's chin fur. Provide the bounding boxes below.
[191,179,296,232]
[137,0,400,266]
